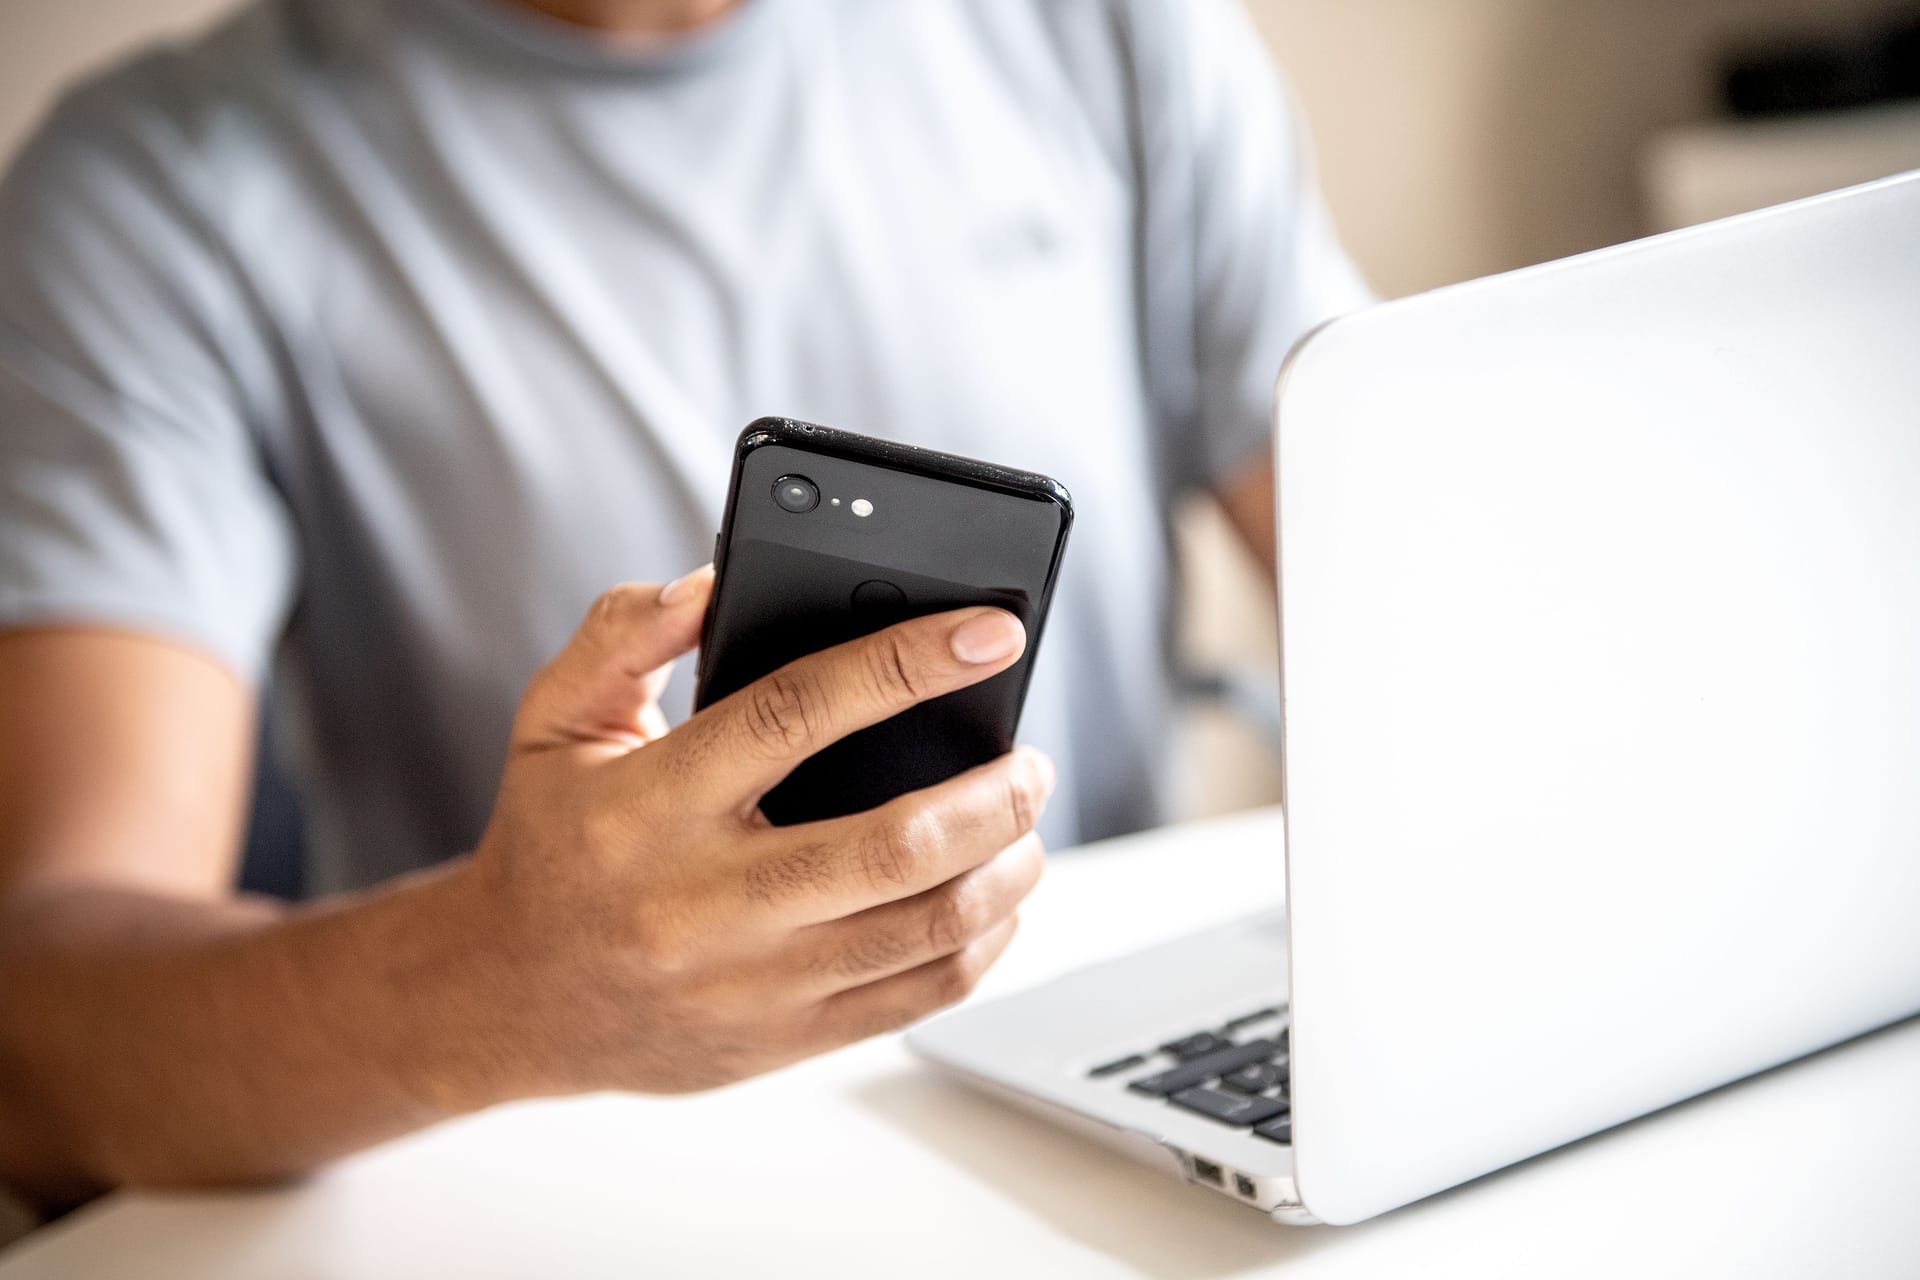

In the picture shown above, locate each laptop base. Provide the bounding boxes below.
[908,911,1315,1223]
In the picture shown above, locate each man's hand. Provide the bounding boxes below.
[0,568,1048,1199]
[460,566,1053,1098]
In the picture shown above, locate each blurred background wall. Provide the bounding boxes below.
[1255,0,1920,295]
[1,0,239,162]
[5,0,1919,820]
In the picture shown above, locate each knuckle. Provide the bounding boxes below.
[863,630,924,705]
[1004,764,1042,835]
[837,922,915,979]
[654,714,716,785]
[924,879,984,955]
[861,813,935,894]
[585,583,647,634]
[927,952,982,1007]
[741,671,817,754]
[742,839,833,906]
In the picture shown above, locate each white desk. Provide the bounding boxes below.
[4,807,1918,1278]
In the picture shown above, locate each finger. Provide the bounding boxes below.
[731,746,1055,925]
[811,914,1020,1048]
[660,605,1025,810]
[789,831,1044,995]
[513,567,714,753]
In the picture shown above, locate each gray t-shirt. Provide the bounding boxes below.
[0,0,1368,894]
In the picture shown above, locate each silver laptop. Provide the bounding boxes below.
[908,171,1920,1226]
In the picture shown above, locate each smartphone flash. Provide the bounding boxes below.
[851,498,874,518]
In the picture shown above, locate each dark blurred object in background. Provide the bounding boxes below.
[1724,11,1920,117]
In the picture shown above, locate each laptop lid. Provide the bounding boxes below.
[1275,172,1920,1225]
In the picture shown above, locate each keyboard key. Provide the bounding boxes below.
[1128,1040,1279,1097]
[1159,1031,1234,1060]
[1253,1115,1293,1144]
[1222,1006,1287,1033]
[1170,1086,1289,1126]
[1086,1053,1147,1079]
[1220,1061,1288,1094]
[1277,1026,1291,1054]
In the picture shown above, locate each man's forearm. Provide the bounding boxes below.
[0,859,535,1206]
[1216,452,1279,582]
[0,580,1050,1217]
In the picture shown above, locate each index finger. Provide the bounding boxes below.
[662,606,1026,812]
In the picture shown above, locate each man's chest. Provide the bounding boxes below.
[228,45,1168,704]
[257,68,1145,514]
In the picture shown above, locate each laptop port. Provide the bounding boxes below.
[1234,1173,1258,1199]
[1192,1158,1224,1186]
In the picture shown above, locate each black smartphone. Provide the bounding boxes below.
[694,417,1073,826]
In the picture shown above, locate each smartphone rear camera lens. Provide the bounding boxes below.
[772,476,820,514]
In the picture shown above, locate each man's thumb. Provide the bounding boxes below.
[512,565,714,754]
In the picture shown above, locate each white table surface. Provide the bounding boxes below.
[4,806,1918,1279]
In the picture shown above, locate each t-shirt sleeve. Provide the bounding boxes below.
[1153,0,1375,492]
[0,88,297,683]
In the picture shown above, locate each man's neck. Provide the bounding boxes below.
[507,0,743,38]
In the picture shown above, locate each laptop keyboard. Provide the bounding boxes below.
[1086,1007,1293,1145]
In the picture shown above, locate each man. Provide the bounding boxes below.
[0,0,1368,1208]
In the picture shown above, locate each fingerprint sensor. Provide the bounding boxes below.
[851,580,907,609]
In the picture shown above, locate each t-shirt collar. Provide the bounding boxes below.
[410,0,780,77]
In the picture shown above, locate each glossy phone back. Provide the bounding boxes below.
[694,419,1072,826]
